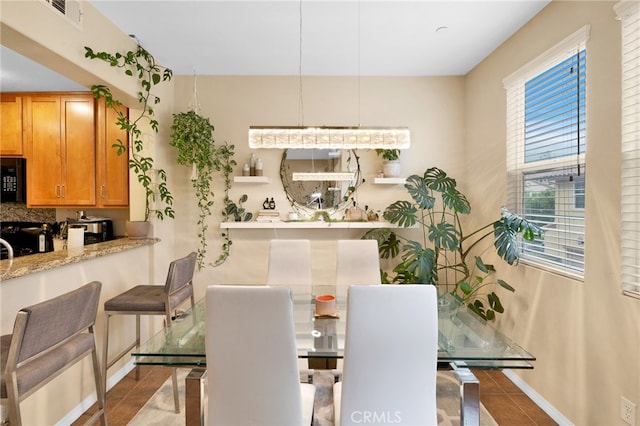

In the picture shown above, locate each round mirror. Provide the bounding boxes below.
[280,149,362,216]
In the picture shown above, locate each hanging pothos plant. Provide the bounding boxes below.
[169,110,241,269]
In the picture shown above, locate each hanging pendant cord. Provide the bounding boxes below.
[298,0,304,127]
[357,0,361,127]
[576,49,581,177]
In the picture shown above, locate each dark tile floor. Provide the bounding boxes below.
[74,366,558,425]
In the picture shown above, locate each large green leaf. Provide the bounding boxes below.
[493,218,519,265]
[441,188,471,214]
[383,200,417,228]
[487,292,504,313]
[362,228,400,259]
[423,167,457,193]
[428,222,460,251]
[404,175,435,210]
[400,241,437,283]
[497,279,515,292]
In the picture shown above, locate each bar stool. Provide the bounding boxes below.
[102,251,197,414]
[1,281,106,426]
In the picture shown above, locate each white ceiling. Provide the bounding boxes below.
[0,0,550,91]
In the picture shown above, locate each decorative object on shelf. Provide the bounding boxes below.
[255,157,264,176]
[84,43,174,223]
[255,210,281,223]
[262,197,276,210]
[363,167,543,321]
[242,163,250,176]
[376,149,401,178]
[225,194,253,222]
[366,206,380,222]
[250,153,257,176]
[169,74,241,269]
[345,206,367,221]
[249,126,410,149]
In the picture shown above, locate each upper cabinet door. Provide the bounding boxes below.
[61,95,96,205]
[26,95,64,205]
[25,93,96,206]
[1,94,24,156]
[96,98,129,207]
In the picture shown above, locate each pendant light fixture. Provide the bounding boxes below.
[248,1,410,150]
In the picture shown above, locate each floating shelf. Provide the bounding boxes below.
[233,176,270,183]
[221,221,400,229]
[373,177,406,184]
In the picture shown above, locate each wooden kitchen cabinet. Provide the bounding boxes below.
[1,94,24,156]
[96,98,129,207]
[25,93,96,206]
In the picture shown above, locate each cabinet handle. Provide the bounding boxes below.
[60,184,65,198]
[101,185,105,199]
[55,185,60,198]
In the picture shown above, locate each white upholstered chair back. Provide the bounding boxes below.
[335,239,381,300]
[267,239,312,287]
[205,285,315,425]
[334,284,439,426]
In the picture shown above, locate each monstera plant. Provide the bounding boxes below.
[364,167,543,321]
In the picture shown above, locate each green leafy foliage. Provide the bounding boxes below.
[169,110,223,268]
[363,166,543,321]
[85,44,174,221]
[375,149,401,161]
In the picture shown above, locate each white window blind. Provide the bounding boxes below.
[617,1,640,299]
[504,26,590,278]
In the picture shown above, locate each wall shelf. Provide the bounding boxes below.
[233,176,270,183]
[221,221,400,229]
[373,177,406,184]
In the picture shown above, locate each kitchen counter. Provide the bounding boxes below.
[0,237,160,281]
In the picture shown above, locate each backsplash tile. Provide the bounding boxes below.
[1,202,56,223]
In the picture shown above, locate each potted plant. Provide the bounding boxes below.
[376,149,401,177]
[84,44,174,237]
[363,167,543,321]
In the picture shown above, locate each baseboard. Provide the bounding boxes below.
[502,369,574,426]
[55,360,136,426]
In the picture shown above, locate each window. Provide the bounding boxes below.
[504,26,590,277]
[617,1,640,299]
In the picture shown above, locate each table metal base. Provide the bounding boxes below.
[183,366,480,426]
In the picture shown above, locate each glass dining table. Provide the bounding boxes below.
[133,288,535,425]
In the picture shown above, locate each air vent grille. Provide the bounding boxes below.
[42,0,82,28]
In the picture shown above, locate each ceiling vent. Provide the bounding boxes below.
[42,0,83,29]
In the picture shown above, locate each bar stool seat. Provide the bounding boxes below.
[102,252,197,414]
[104,284,193,313]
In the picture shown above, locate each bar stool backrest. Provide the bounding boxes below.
[2,281,104,425]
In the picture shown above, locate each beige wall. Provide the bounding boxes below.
[3,0,640,425]
[465,1,640,424]
[170,74,466,296]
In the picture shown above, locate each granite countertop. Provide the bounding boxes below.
[0,237,160,281]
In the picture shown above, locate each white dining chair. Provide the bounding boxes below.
[333,284,439,426]
[205,285,316,425]
[335,239,381,297]
[267,239,312,288]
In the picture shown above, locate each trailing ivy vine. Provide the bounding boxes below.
[84,44,174,221]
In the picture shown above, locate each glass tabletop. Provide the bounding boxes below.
[133,289,535,369]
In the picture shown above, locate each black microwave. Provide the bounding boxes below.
[1,158,27,203]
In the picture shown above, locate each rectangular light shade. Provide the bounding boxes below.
[249,126,410,149]
[292,172,356,181]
